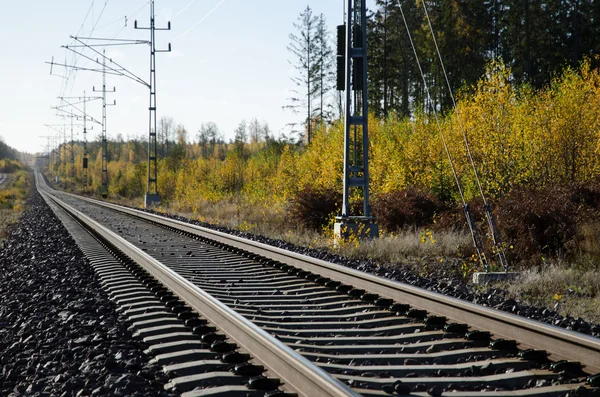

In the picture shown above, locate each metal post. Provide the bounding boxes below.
[54,135,59,172]
[136,0,171,207]
[83,91,88,191]
[93,49,116,198]
[70,115,75,190]
[63,124,67,182]
[53,95,100,193]
[101,53,108,197]
[334,0,378,240]
[147,0,159,206]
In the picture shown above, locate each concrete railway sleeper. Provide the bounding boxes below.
[37,173,600,397]
[41,188,311,397]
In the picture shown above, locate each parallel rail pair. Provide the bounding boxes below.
[37,173,600,397]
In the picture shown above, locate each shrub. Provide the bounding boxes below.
[288,186,342,231]
[494,184,595,263]
[372,188,446,232]
[0,159,23,174]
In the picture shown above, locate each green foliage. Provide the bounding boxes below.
[367,0,600,117]
[0,140,18,162]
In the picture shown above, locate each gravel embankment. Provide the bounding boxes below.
[0,190,172,397]
[137,207,600,340]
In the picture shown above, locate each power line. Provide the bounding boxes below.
[54,97,102,126]
[174,0,228,41]
[67,1,152,78]
[64,36,150,87]
[63,0,111,98]
[74,1,96,42]
[109,1,152,40]
[173,0,199,19]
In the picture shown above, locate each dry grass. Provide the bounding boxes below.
[489,260,600,324]
[333,229,470,263]
[0,209,20,241]
[178,200,600,324]
[150,198,473,272]
[110,195,600,325]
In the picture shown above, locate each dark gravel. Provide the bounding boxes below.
[135,206,600,341]
[0,189,172,397]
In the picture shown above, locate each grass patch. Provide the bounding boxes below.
[0,169,32,242]
[490,260,600,324]
[136,197,473,276]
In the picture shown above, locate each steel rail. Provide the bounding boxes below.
[39,187,359,397]
[47,188,600,375]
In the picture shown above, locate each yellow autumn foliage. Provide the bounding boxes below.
[44,59,600,212]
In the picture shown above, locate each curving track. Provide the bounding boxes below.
[37,172,600,397]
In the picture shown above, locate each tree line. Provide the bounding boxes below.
[0,137,19,162]
[287,1,600,132]
[43,59,600,204]
[367,0,600,118]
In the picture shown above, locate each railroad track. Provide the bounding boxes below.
[36,172,600,397]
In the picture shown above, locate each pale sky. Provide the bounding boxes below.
[0,0,376,154]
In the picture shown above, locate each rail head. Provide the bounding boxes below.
[41,188,359,397]
[39,177,600,374]
[169,219,600,371]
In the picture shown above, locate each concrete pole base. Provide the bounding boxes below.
[472,272,518,284]
[144,193,161,208]
[334,216,379,247]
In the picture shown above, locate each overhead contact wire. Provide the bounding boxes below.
[174,0,228,41]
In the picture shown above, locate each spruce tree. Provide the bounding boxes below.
[285,6,320,144]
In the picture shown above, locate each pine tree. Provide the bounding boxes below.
[315,13,335,124]
[286,6,320,144]
[233,120,248,157]
[367,0,424,117]
[197,122,219,159]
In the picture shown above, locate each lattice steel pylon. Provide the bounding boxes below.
[136,0,171,207]
[334,0,379,240]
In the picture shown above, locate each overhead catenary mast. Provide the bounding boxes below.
[70,115,74,189]
[334,0,378,240]
[135,0,172,207]
[49,5,170,206]
[54,95,101,192]
[43,124,66,179]
[93,49,117,198]
[83,91,88,190]
[53,114,84,190]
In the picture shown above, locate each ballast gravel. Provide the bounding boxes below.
[136,207,600,340]
[0,190,173,397]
